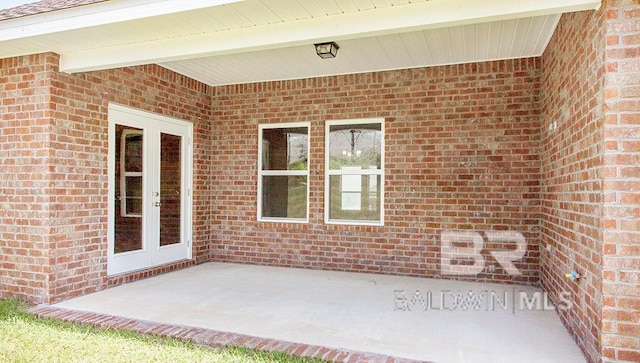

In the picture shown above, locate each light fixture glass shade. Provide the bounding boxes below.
[314,42,339,59]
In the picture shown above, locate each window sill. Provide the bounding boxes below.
[324,219,384,227]
[257,218,308,224]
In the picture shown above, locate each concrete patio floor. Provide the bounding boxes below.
[53,263,585,362]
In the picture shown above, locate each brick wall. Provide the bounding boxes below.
[1,9,633,361]
[211,59,542,285]
[0,53,214,303]
[540,7,606,363]
[542,2,640,362]
[0,53,56,303]
[601,1,640,362]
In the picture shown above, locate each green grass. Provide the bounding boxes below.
[0,298,323,363]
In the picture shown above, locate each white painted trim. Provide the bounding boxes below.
[107,107,151,275]
[120,129,143,218]
[327,169,382,176]
[260,170,308,176]
[109,103,196,128]
[0,0,242,41]
[107,103,194,276]
[325,118,385,227]
[257,122,310,223]
[57,0,601,73]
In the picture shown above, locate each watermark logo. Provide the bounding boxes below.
[397,230,574,313]
[440,230,527,276]
[394,289,572,313]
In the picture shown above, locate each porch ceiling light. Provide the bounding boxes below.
[314,41,339,59]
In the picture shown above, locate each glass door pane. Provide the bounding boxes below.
[159,133,182,246]
[114,125,144,253]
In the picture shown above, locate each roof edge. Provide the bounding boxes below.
[0,0,108,22]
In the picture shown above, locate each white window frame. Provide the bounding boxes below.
[257,122,310,223]
[325,118,385,226]
[120,129,143,218]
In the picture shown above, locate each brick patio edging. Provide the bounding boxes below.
[29,306,429,363]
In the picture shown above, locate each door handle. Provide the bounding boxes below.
[154,202,162,207]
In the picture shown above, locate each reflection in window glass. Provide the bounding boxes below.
[262,127,308,171]
[327,123,381,170]
[329,174,381,221]
[261,175,307,219]
[258,124,309,221]
[120,129,143,217]
[326,119,384,225]
[114,125,143,253]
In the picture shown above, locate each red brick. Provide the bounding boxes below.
[601,1,640,362]
[0,3,638,363]
[0,53,213,304]
[619,297,640,310]
[211,58,542,286]
[618,349,640,362]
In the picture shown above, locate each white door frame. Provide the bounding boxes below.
[107,103,193,276]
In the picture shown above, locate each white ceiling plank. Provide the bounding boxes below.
[534,14,562,54]
[379,34,412,69]
[362,37,394,69]
[314,0,344,16]
[143,14,201,37]
[448,26,466,63]
[58,0,601,73]
[493,21,506,60]
[295,0,328,18]
[417,31,436,66]
[464,23,476,62]
[474,22,490,61]
[174,9,228,33]
[497,19,518,59]
[230,1,283,26]
[207,4,257,29]
[336,0,360,13]
[158,12,559,87]
[390,0,412,5]
[437,28,455,64]
[348,0,376,11]
[397,32,425,65]
[426,29,446,65]
[371,0,393,8]
[265,0,312,21]
[515,18,535,57]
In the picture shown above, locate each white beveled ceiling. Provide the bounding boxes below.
[0,0,602,86]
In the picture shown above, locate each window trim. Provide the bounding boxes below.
[324,118,385,226]
[257,122,310,223]
[120,129,143,218]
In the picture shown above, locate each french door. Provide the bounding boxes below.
[107,104,193,276]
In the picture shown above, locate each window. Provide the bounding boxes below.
[120,129,143,218]
[325,118,384,225]
[258,123,309,222]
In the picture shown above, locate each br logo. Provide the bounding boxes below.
[440,231,527,276]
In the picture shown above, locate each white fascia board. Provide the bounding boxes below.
[0,0,242,41]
